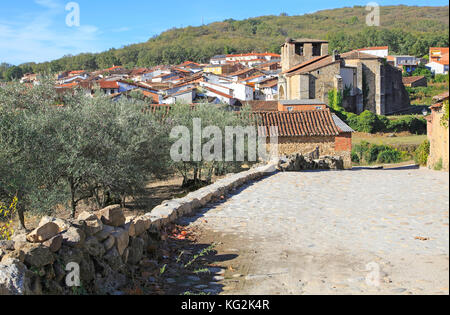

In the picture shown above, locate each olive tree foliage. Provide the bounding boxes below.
[168,103,254,189]
[0,79,172,227]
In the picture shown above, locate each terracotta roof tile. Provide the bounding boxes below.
[245,100,278,111]
[253,109,341,137]
[287,55,338,76]
[99,80,119,89]
[402,76,426,85]
[341,51,381,60]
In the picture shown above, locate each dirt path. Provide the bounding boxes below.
[177,169,449,295]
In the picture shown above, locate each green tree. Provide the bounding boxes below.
[5,66,23,81]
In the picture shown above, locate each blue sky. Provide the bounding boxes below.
[0,0,448,65]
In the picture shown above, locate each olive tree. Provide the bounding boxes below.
[168,103,254,189]
[1,80,172,225]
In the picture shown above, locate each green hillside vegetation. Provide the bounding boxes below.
[1,5,449,78]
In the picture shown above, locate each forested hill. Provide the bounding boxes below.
[3,5,450,76]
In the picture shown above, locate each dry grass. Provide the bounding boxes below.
[353,132,427,147]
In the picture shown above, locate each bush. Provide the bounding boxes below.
[433,74,449,84]
[351,151,360,163]
[414,140,430,166]
[334,107,427,135]
[377,149,401,164]
[353,141,404,165]
[388,116,427,134]
[0,197,17,240]
[434,158,443,171]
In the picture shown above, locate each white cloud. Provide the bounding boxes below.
[0,0,102,65]
[112,27,132,33]
[34,0,62,9]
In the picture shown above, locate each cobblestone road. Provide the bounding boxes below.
[182,169,449,295]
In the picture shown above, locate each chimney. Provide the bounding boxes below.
[332,50,339,62]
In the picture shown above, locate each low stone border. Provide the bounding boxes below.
[144,163,278,230]
[0,163,277,295]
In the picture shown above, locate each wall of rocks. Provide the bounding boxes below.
[277,150,345,171]
[0,163,277,295]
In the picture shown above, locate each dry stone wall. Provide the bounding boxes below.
[0,163,277,295]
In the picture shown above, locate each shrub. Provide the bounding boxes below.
[433,158,443,171]
[353,141,403,165]
[441,100,449,128]
[414,140,430,166]
[351,151,360,164]
[388,116,427,134]
[433,74,449,84]
[377,149,401,164]
[0,196,17,240]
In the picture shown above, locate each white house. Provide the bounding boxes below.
[426,60,449,75]
[356,46,389,58]
[162,88,196,105]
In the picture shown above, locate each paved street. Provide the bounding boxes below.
[182,169,449,295]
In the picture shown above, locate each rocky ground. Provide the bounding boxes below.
[170,169,449,295]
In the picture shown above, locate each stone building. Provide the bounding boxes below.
[426,92,449,171]
[254,108,354,169]
[278,39,411,115]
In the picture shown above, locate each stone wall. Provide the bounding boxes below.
[0,164,277,295]
[344,58,410,115]
[284,63,340,102]
[427,108,449,171]
[266,135,352,169]
[268,136,336,157]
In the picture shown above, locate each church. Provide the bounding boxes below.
[278,39,411,115]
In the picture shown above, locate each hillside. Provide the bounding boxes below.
[5,5,450,75]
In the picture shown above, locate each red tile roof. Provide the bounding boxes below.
[253,109,341,137]
[433,91,449,103]
[402,76,426,85]
[226,53,280,58]
[341,51,381,60]
[357,46,389,51]
[203,86,233,99]
[245,101,278,112]
[286,55,339,77]
[99,81,119,89]
[435,53,449,65]
[282,55,330,74]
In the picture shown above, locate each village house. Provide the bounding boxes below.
[277,99,327,112]
[429,47,449,63]
[356,46,389,58]
[210,55,227,65]
[387,55,421,74]
[426,47,449,75]
[225,52,281,64]
[402,75,428,88]
[203,63,241,75]
[254,108,354,168]
[256,61,281,72]
[426,91,449,171]
[99,80,119,95]
[278,38,411,115]
[202,74,254,101]
[255,77,278,101]
[20,73,39,84]
[163,87,197,105]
